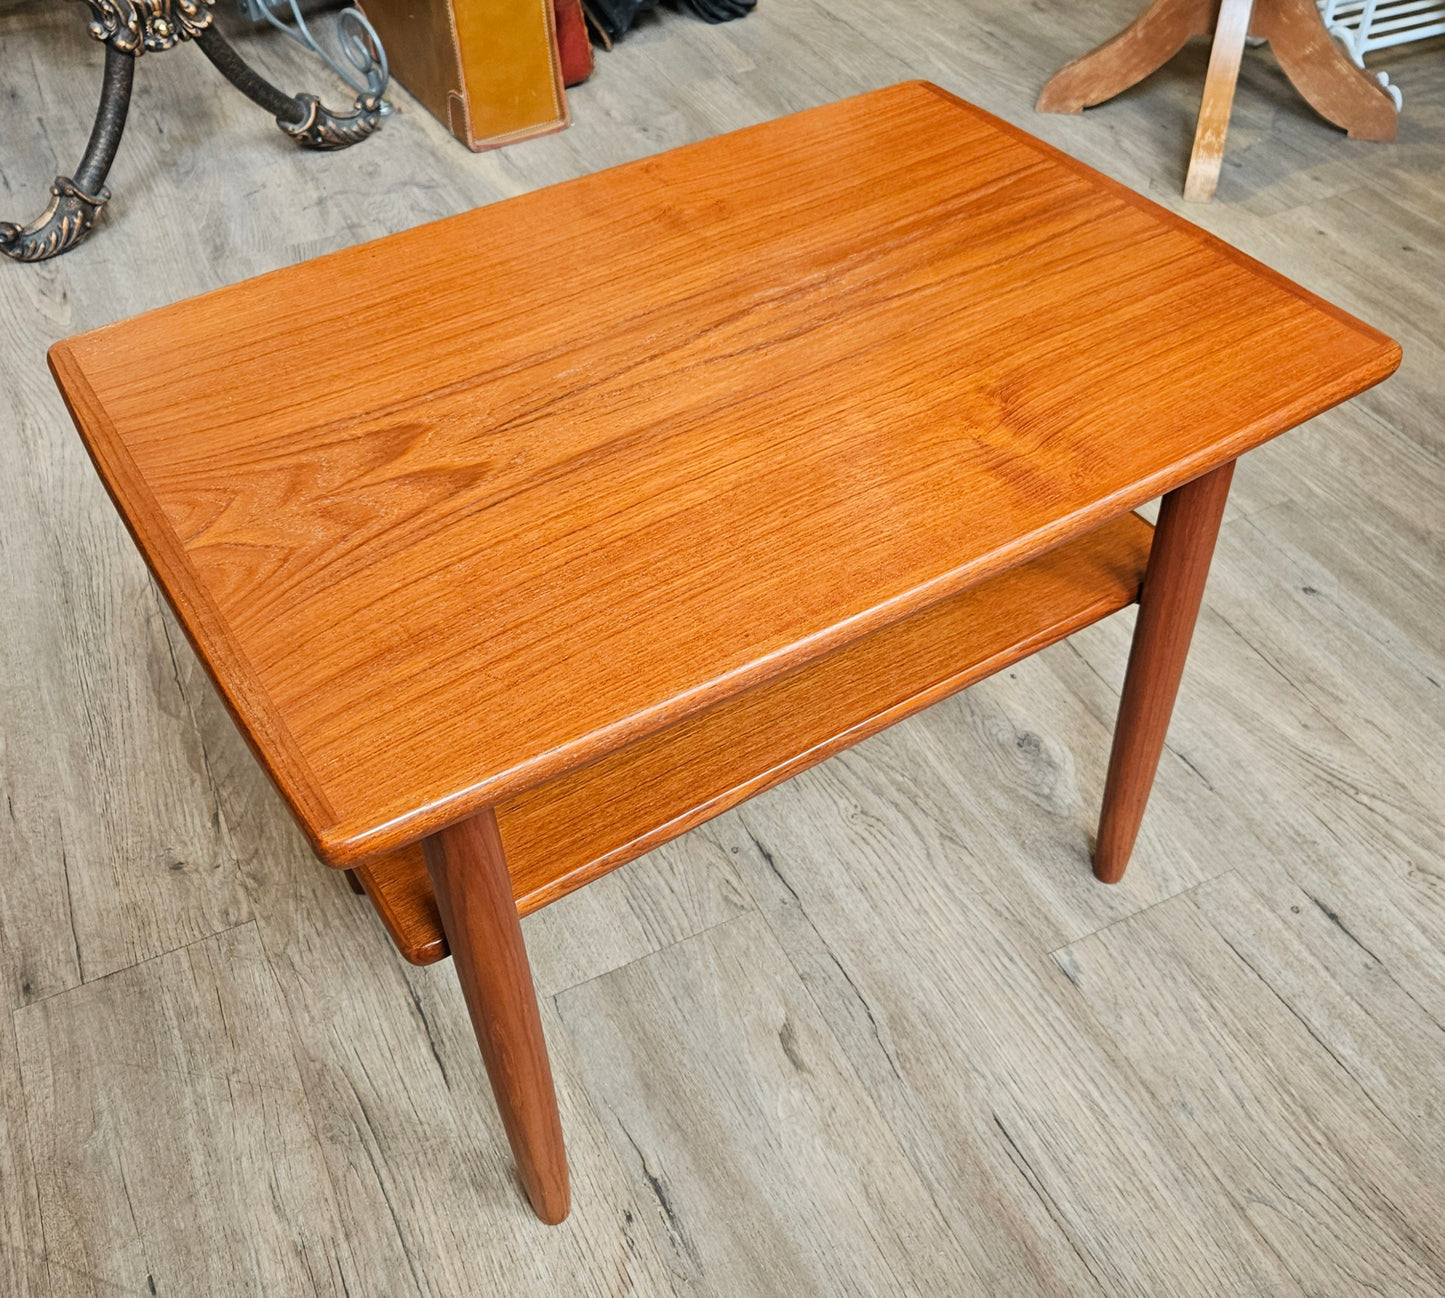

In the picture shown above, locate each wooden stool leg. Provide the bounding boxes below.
[1184,0,1254,201]
[1094,461,1234,883]
[1037,0,1216,113]
[423,808,571,1223]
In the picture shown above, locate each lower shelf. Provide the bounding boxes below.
[354,511,1153,964]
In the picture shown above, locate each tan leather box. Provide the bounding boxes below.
[362,0,568,150]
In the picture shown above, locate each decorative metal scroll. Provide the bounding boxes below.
[1316,0,1445,108]
[2,0,388,261]
[82,0,215,52]
[249,0,391,107]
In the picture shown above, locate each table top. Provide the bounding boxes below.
[50,81,1399,865]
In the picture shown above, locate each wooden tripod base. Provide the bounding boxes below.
[1038,0,1397,200]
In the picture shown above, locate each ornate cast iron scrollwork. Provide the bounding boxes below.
[2,0,387,262]
[0,42,132,263]
[280,92,386,149]
[193,24,384,151]
[82,0,215,53]
[0,178,111,263]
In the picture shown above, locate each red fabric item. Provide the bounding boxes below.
[553,0,593,85]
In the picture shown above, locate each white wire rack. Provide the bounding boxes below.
[1317,0,1445,107]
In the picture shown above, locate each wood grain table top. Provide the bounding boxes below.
[49,81,1399,865]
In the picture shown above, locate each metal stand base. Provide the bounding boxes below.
[196,25,384,149]
[1,0,384,262]
[0,44,132,261]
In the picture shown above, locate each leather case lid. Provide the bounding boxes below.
[455,0,567,146]
[361,0,567,150]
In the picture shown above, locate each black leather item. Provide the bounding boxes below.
[585,0,753,41]
[685,0,754,23]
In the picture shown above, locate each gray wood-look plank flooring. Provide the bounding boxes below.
[1,0,1442,1291]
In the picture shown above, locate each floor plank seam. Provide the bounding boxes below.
[12,916,259,1010]
[730,816,913,1087]
[325,1070,428,1297]
[1206,603,1425,793]
[1229,511,1445,681]
[534,897,759,998]
[1046,872,1223,957]
[20,1048,311,1100]
[242,903,434,1296]
[12,1016,54,1298]
[11,1242,137,1298]
[1059,634,1124,729]
[2,1009,47,1298]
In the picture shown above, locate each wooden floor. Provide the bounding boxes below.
[1,1,1442,1293]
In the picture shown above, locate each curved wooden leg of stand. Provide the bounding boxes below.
[1094,461,1234,884]
[424,809,571,1224]
[0,44,132,262]
[193,25,383,149]
[1038,0,1216,112]
[1252,0,1397,139]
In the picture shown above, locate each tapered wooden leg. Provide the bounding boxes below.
[1094,461,1234,883]
[1037,0,1216,113]
[423,808,570,1223]
[1184,0,1253,201]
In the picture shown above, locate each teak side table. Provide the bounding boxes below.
[50,82,1399,1224]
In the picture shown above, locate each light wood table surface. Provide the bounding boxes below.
[49,80,1399,1224]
